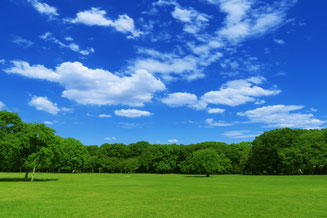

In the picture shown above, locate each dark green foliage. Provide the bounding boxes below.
[191,148,221,176]
[1,110,327,175]
[249,128,327,175]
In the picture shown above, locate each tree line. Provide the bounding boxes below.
[1,110,327,180]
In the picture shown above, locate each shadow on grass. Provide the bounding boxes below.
[0,178,59,182]
[185,175,210,178]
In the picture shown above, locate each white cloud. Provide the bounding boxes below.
[118,122,142,129]
[310,108,318,112]
[0,101,5,110]
[153,0,177,7]
[40,32,95,55]
[114,109,152,118]
[237,105,326,129]
[217,0,294,43]
[132,53,202,81]
[5,60,60,81]
[171,6,210,34]
[168,139,178,143]
[161,92,198,108]
[199,77,280,107]
[132,48,222,81]
[28,96,60,115]
[11,36,34,48]
[204,118,233,128]
[105,137,116,141]
[135,0,295,84]
[29,0,58,19]
[207,108,225,114]
[5,61,165,107]
[61,107,73,112]
[0,59,5,64]
[223,130,261,139]
[274,39,285,44]
[99,114,112,118]
[161,77,279,110]
[255,99,265,105]
[65,36,74,41]
[44,121,53,125]
[67,8,142,38]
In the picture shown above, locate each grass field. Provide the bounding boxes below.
[0,173,327,217]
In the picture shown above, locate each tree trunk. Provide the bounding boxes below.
[25,171,29,180]
[31,167,36,182]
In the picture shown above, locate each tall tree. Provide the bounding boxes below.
[191,148,221,177]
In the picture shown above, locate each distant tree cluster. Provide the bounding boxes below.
[1,110,327,180]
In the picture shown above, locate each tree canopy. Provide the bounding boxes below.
[1,110,327,177]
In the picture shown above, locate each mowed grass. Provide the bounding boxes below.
[0,173,327,218]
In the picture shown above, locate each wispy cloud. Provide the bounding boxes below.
[11,36,34,48]
[40,32,95,55]
[223,130,261,139]
[237,105,326,129]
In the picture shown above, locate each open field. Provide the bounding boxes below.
[0,173,327,217]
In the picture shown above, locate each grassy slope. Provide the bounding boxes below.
[0,173,326,217]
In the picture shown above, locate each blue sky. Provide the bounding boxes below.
[1,0,327,145]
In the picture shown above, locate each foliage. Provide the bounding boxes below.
[1,110,327,175]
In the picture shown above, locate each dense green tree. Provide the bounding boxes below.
[56,137,87,172]
[0,110,23,137]
[248,128,304,174]
[191,148,221,177]
[84,145,99,173]
[122,158,140,173]
[2,110,327,176]
[22,123,56,181]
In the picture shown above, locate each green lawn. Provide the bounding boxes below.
[0,173,326,217]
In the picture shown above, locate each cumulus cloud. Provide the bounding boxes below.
[114,109,152,118]
[168,139,178,143]
[29,0,58,19]
[0,101,5,110]
[99,114,112,118]
[40,32,94,55]
[162,77,280,109]
[237,105,326,129]
[28,96,60,115]
[199,77,280,107]
[67,8,142,38]
[161,92,198,108]
[5,61,165,107]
